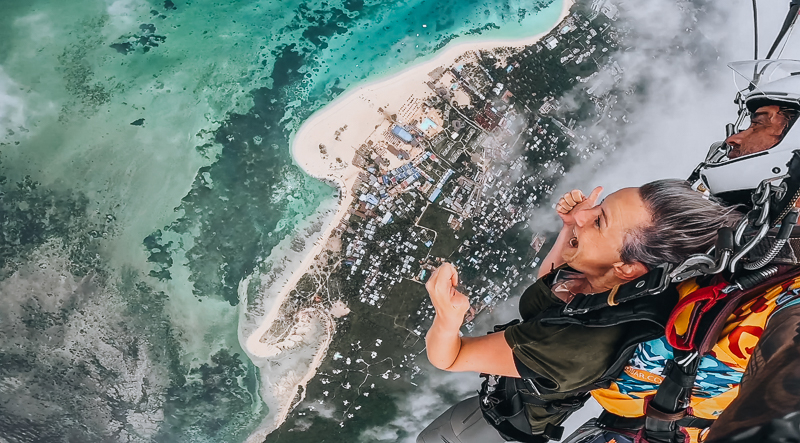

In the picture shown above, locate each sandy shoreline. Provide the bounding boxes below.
[245,0,574,433]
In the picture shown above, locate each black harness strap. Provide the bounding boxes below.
[596,412,715,433]
[479,373,590,441]
[516,389,592,416]
[639,350,702,443]
[479,377,550,442]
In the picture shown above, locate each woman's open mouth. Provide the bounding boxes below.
[568,228,579,248]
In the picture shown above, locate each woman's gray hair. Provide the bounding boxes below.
[620,179,743,270]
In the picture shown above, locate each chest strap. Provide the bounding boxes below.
[642,351,702,443]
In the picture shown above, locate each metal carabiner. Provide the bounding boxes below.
[669,254,717,282]
[754,194,771,227]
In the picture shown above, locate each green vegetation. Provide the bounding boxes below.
[383,279,431,332]
[418,204,473,258]
[489,13,618,119]
[266,277,431,443]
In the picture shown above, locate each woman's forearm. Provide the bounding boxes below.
[425,315,463,370]
[538,226,571,277]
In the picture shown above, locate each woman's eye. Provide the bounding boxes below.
[595,216,601,228]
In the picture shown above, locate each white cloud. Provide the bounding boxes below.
[12,12,57,43]
[359,369,477,443]
[0,67,28,144]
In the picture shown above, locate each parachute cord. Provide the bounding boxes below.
[776,13,798,59]
[753,0,759,59]
[767,2,800,59]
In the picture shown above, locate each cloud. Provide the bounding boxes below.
[0,67,28,144]
[359,368,477,443]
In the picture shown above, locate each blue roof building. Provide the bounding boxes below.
[429,188,442,203]
[392,125,414,143]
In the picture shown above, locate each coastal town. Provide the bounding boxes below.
[263,1,629,440]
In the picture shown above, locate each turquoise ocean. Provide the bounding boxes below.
[0,0,563,440]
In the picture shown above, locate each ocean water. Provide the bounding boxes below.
[0,0,563,441]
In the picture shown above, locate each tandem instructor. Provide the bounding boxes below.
[417,180,741,443]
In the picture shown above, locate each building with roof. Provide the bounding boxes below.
[391,125,414,143]
[428,188,442,203]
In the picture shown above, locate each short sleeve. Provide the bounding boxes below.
[516,277,561,319]
[504,314,628,392]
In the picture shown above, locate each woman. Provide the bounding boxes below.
[418,179,742,443]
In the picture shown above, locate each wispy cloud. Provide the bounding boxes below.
[0,67,28,145]
[359,369,477,443]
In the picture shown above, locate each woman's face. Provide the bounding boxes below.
[561,187,652,282]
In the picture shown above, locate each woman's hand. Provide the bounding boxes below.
[538,186,603,278]
[556,186,603,226]
[423,263,520,376]
[426,263,470,329]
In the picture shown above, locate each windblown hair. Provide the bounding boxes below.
[620,179,743,270]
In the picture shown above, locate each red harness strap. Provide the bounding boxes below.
[664,282,729,351]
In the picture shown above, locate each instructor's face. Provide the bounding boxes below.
[561,188,651,280]
[726,105,790,159]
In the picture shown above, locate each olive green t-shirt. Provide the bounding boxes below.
[503,276,629,393]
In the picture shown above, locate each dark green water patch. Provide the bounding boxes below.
[343,0,364,12]
[297,3,354,48]
[0,171,110,280]
[155,44,333,306]
[109,22,167,54]
[157,348,261,442]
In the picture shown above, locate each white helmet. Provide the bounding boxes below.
[693,60,800,197]
[732,59,800,114]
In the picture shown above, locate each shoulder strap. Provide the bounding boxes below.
[538,265,677,330]
[560,264,673,316]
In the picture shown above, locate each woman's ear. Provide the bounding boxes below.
[612,261,648,281]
